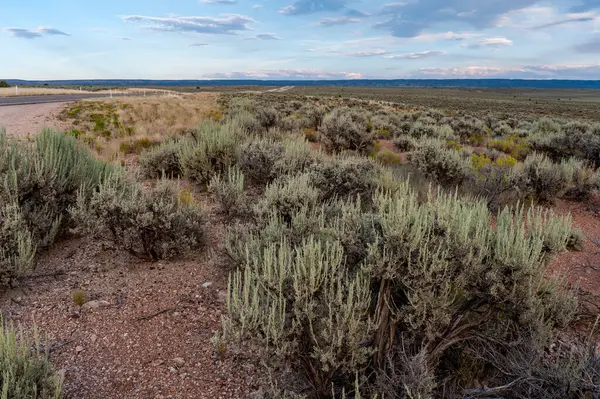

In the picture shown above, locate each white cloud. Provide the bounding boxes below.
[317,17,360,27]
[253,4,263,9]
[4,26,70,39]
[466,37,513,49]
[245,33,282,40]
[412,31,480,42]
[344,50,389,57]
[280,0,349,15]
[121,14,255,35]
[189,42,210,46]
[200,0,237,4]
[385,50,445,59]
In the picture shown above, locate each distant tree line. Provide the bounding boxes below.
[0,80,10,88]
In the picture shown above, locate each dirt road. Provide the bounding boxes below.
[0,102,70,138]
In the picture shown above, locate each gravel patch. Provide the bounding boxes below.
[0,103,71,138]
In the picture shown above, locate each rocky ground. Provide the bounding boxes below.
[0,102,71,138]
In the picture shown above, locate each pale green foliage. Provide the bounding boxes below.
[560,157,600,199]
[70,174,204,260]
[255,173,320,222]
[392,135,417,152]
[223,167,581,396]
[309,156,378,201]
[0,319,63,398]
[180,122,238,185]
[139,140,185,179]
[223,238,375,396]
[237,137,284,184]
[319,108,374,153]
[0,204,36,287]
[0,129,110,286]
[523,152,570,203]
[408,139,470,187]
[208,166,246,216]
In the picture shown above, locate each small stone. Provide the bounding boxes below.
[172,357,185,367]
[173,312,181,317]
[75,346,84,354]
[12,296,22,304]
[202,282,213,288]
[168,367,177,374]
[90,334,98,343]
[151,359,164,367]
[82,300,111,310]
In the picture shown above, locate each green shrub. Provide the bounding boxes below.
[487,135,530,160]
[119,138,158,155]
[0,129,111,286]
[0,80,10,88]
[376,149,403,166]
[255,173,320,222]
[393,135,417,152]
[70,174,204,260]
[237,138,284,184]
[523,152,570,203]
[309,156,378,202]
[180,122,238,185]
[408,139,470,187]
[221,179,583,397]
[139,140,185,179]
[208,166,246,216]
[319,108,374,154]
[0,319,63,398]
[255,106,280,130]
[275,137,322,176]
[560,157,600,200]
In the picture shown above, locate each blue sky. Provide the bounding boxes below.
[1,0,599,80]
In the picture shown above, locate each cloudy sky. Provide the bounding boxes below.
[1,0,599,80]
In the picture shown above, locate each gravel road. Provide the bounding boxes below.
[0,102,70,138]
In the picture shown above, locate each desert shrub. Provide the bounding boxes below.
[208,166,246,216]
[119,137,158,155]
[0,80,9,88]
[560,157,600,200]
[275,137,322,176]
[227,110,262,135]
[319,108,374,154]
[255,106,280,130]
[237,138,285,184]
[376,149,403,166]
[0,319,63,398]
[529,124,600,164]
[393,135,417,152]
[408,121,437,138]
[0,130,111,286]
[139,140,185,179]
[0,204,36,287]
[408,139,470,187]
[71,174,204,260]
[371,112,402,138]
[301,104,328,130]
[254,173,320,222]
[492,122,514,137]
[487,135,530,160]
[180,122,238,185]
[309,156,378,202]
[466,153,528,210]
[221,178,583,397]
[523,152,570,203]
[450,116,487,141]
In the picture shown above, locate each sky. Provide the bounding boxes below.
[1,0,600,80]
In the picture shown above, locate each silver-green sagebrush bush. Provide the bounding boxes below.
[309,155,378,202]
[0,129,111,287]
[70,174,204,260]
[254,173,320,223]
[208,166,247,216]
[408,139,471,188]
[139,139,186,179]
[0,319,63,398]
[219,169,591,397]
[319,108,374,154]
[179,122,238,185]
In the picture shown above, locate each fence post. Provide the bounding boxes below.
[15,85,18,96]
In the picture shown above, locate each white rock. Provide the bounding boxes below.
[75,346,84,354]
[172,357,185,367]
[202,282,213,288]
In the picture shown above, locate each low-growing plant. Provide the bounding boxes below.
[139,140,185,179]
[254,173,320,222]
[208,166,247,216]
[523,152,571,203]
[376,149,403,166]
[487,135,530,160]
[237,137,285,184]
[393,135,417,152]
[309,156,378,202]
[0,319,63,398]
[408,139,470,187]
[319,108,374,154]
[70,174,204,260]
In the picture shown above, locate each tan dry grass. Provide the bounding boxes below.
[64,93,221,160]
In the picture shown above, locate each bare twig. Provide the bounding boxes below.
[463,377,526,398]
[136,307,175,321]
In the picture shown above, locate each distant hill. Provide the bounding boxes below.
[4,78,600,89]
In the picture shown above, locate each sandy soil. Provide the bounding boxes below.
[0,103,71,138]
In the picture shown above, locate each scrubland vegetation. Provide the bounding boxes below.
[1,89,600,398]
